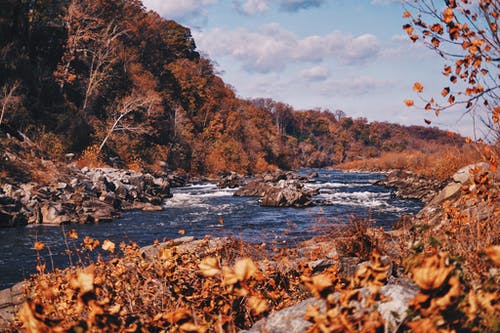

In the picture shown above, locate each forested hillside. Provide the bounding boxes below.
[0,0,463,176]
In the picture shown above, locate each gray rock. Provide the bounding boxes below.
[0,282,26,329]
[378,283,418,331]
[241,298,324,333]
[452,162,489,184]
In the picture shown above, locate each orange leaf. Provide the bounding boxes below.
[443,8,454,24]
[403,24,413,35]
[34,241,45,251]
[441,87,450,96]
[413,82,424,93]
[68,229,79,239]
[424,119,432,125]
[403,11,411,18]
[404,99,414,107]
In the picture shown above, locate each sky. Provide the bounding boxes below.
[141,0,477,137]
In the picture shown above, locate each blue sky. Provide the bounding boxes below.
[141,0,476,137]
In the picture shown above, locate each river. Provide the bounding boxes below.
[0,169,423,289]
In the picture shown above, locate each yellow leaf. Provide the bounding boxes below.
[198,257,221,277]
[180,322,205,333]
[443,8,454,24]
[411,254,454,291]
[102,239,116,253]
[248,296,268,315]
[77,265,95,294]
[234,258,257,281]
[485,246,500,266]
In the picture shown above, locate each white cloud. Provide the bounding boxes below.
[141,0,217,20]
[370,0,404,5]
[235,0,269,15]
[301,66,331,81]
[381,34,434,60]
[193,24,380,73]
[321,76,394,97]
[280,0,325,12]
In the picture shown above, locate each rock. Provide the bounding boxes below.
[243,279,417,333]
[235,174,315,208]
[217,172,244,189]
[307,172,319,178]
[140,237,228,261]
[234,180,273,197]
[259,180,313,208]
[452,162,489,184]
[0,282,26,330]
[241,298,324,333]
[416,162,498,227]
[378,283,418,331]
[374,170,446,202]
[41,204,71,224]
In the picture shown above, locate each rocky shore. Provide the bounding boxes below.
[372,169,448,202]
[0,167,187,228]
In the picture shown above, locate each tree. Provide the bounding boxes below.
[55,0,126,113]
[98,91,160,152]
[403,0,499,140]
[0,81,21,125]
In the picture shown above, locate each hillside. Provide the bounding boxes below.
[0,0,465,178]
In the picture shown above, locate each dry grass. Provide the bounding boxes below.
[338,145,482,181]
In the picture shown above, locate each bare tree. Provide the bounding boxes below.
[55,0,126,113]
[0,81,21,125]
[98,92,160,152]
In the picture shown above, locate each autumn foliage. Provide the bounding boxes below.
[403,0,499,141]
[0,0,466,178]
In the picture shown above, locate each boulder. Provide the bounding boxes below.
[373,170,446,202]
[41,204,71,225]
[241,298,324,333]
[243,282,417,333]
[0,282,26,330]
[234,180,274,197]
[217,172,244,189]
[259,180,313,208]
[416,162,497,226]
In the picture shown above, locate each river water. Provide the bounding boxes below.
[0,169,423,289]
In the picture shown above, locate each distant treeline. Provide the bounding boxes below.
[0,0,462,175]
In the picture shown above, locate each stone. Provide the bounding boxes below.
[41,204,71,224]
[452,162,489,184]
[378,283,418,331]
[241,298,324,333]
[217,172,244,189]
[234,180,273,197]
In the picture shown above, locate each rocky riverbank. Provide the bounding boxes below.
[0,167,188,228]
[372,169,448,202]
